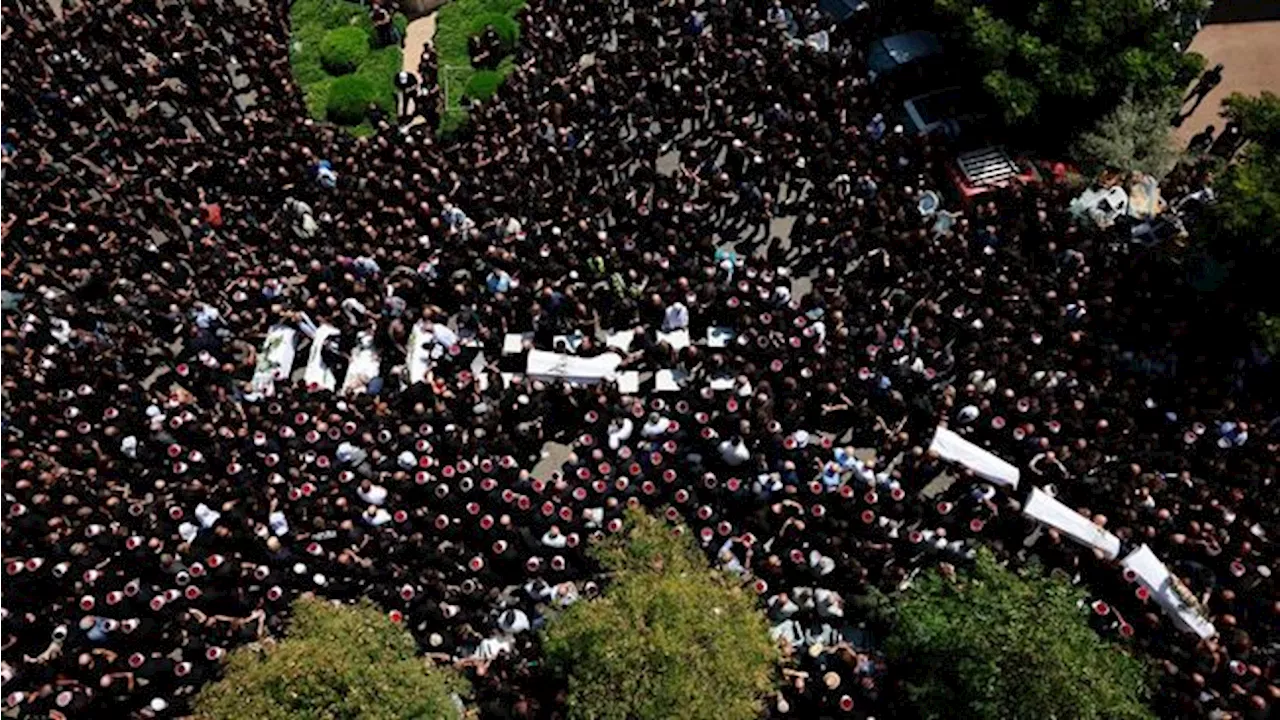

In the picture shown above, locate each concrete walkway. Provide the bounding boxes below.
[402,13,439,81]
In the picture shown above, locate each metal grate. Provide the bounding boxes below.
[957,147,1020,187]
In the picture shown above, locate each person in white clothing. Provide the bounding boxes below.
[662,301,689,331]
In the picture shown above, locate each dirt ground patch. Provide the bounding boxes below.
[1174,21,1280,144]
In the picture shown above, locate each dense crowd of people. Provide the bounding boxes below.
[2,0,1276,718]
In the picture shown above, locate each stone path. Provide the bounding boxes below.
[402,13,439,81]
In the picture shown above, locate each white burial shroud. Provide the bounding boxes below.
[1022,487,1122,560]
[1121,545,1217,639]
[342,334,381,395]
[525,349,623,384]
[303,324,341,391]
[407,320,434,385]
[928,426,1020,489]
[251,326,297,395]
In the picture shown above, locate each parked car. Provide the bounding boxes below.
[902,86,989,139]
[818,0,868,23]
[866,31,942,82]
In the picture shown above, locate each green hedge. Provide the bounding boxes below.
[436,0,527,133]
[289,0,404,134]
[465,70,503,101]
[469,12,520,52]
[319,26,370,75]
[327,74,377,125]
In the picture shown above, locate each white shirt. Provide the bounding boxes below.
[641,416,671,438]
[719,438,749,466]
[499,609,530,634]
[358,484,388,506]
[429,322,459,348]
[662,302,689,331]
[269,511,290,536]
[195,503,221,529]
[193,304,221,329]
[474,636,512,660]
[341,298,369,323]
[608,418,634,449]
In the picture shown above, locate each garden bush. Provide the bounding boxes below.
[290,0,403,133]
[468,12,520,54]
[326,74,377,125]
[319,26,371,75]
[435,0,527,133]
[464,70,503,101]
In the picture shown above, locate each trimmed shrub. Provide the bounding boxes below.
[468,12,520,54]
[464,70,503,101]
[354,45,401,114]
[319,26,371,75]
[290,0,402,132]
[326,74,377,125]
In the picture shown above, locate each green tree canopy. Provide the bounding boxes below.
[1074,91,1183,177]
[1216,91,1280,241]
[193,596,468,720]
[543,509,779,720]
[1222,90,1280,149]
[936,0,1207,129]
[1205,92,1280,351]
[886,551,1154,720]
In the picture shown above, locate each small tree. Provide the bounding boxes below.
[886,551,1154,720]
[1075,92,1183,178]
[193,597,468,720]
[1215,92,1280,241]
[543,509,779,720]
[1221,91,1280,149]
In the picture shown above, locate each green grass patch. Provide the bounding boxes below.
[436,0,527,134]
[290,0,404,134]
[467,12,520,50]
[464,69,504,101]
